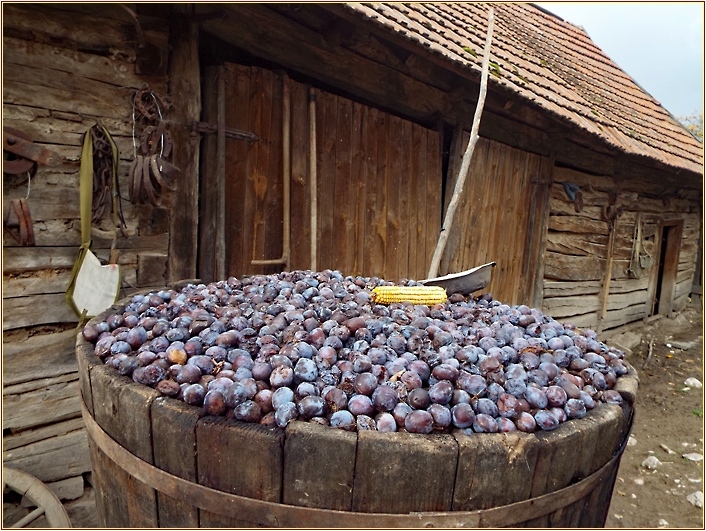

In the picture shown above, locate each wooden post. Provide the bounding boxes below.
[167,8,201,282]
[597,217,617,333]
[427,7,495,280]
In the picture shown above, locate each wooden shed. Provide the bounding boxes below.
[3,3,702,498]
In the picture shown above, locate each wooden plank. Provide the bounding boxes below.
[283,421,357,510]
[196,417,285,527]
[247,67,275,275]
[288,78,311,271]
[3,246,138,274]
[424,129,442,280]
[224,64,253,277]
[385,115,403,282]
[546,232,609,258]
[609,276,650,294]
[350,102,366,277]
[167,13,200,283]
[559,312,599,329]
[151,397,204,528]
[3,4,136,53]
[397,118,412,280]
[364,108,387,279]
[409,123,426,280]
[452,432,538,511]
[44,475,85,502]
[548,215,610,235]
[333,95,353,275]
[525,420,585,528]
[543,280,602,298]
[542,295,601,319]
[315,89,338,273]
[2,428,91,484]
[603,303,648,330]
[3,418,86,452]
[606,290,648,311]
[3,293,79,330]
[3,376,81,431]
[544,251,604,282]
[262,71,285,276]
[2,36,161,93]
[552,166,615,191]
[3,328,79,386]
[3,70,131,121]
[197,66,219,282]
[351,431,457,513]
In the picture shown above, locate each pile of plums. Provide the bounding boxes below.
[82,269,629,434]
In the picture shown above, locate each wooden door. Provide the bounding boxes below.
[649,220,683,316]
[440,133,552,305]
[198,63,443,283]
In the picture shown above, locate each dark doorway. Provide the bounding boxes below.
[650,221,683,316]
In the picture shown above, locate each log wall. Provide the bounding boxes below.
[541,166,702,331]
[3,3,171,493]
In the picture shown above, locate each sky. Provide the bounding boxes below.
[534,2,704,120]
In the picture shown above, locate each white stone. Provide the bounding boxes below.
[628,435,637,446]
[683,453,704,462]
[687,491,703,508]
[658,518,669,527]
[688,477,702,484]
[634,478,645,485]
[642,456,663,469]
[684,377,702,388]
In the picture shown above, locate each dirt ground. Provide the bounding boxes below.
[604,301,704,528]
[4,304,704,529]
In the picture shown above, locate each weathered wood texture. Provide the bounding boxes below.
[3,2,174,486]
[199,62,442,283]
[541,166,701,330]
[439,135,551,305]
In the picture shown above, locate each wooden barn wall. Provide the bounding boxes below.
[439,134,551,306]
[3,4,171,495]
[541,166,702,331]
[199,63,443,284]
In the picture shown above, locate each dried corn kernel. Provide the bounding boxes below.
[370,285,447,306]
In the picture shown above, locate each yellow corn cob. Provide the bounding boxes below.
[370,285,448,305]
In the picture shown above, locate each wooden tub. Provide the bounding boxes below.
[75,294,638,528]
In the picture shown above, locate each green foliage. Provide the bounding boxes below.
[678,111,704,143]
[692,407,703,418]
[489,61,502,78]
[462,46,478,57]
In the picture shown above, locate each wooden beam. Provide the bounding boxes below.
[167,8,201,283]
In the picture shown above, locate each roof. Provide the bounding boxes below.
[342,3,704,176]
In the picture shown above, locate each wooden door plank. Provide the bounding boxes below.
[385,115,403,282]
[409,123,425,280]
[365,108,387,279]
[397,118,412,281]
[263,72,284,276]
[350,102,366,277]
[316,89,338,272]
[250,67,275,276]
[288,79,311,271]
[224,64,252,278]
[333,96,353,275]
[424,129,442,278]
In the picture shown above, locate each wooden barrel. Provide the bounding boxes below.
[76,293,638,528]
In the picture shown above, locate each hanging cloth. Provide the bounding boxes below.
[627,212,654,279]
[65,124,122,320]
